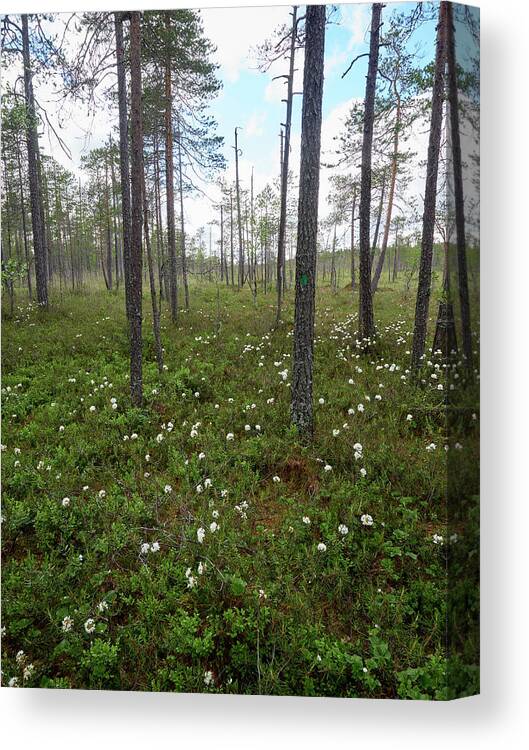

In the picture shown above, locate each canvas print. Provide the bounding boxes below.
[0,2,479,699]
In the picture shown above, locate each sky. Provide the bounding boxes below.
[1,2,438,249]
[197,3,435,235]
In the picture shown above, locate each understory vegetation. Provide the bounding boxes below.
[1,281,479,698]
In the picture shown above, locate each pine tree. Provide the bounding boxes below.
[291,4,326,438]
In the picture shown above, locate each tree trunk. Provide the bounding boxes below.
[114,12,132,318]
[276,5,298,324]
[331,222,337,294]
[350,184,357,291]
[77,177,84,287]
[392,227,399,281]
[446,1,473,368]
[164,12,178,322]
[129,11,143,406]
[153,137,166,304]
[372,100,401,294]
[411,1,448,371]
[250,168,257,305]
[230,189,235,286]
[104,156,113,290]
[22,14,48,307]
[370,166,387,264]
[177,119,190,310]
[358,3,382,341]
[142,161,164,374]
[291,4,326,438]
[16,143,32,299]
[109,141,120,289]
[234,127,244,288]
[38,149,51,286]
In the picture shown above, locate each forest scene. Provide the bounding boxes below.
[1,2,479,699]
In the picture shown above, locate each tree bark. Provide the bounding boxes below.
[358,3,382,341]
[104,155,113,290]
[392,228,399,281]
[276,5,298,324]
[291,4,326,438]
[142,161,164,374]
[129,11,143,406]
[372,100,401,294]
[114,12,132,318]
[370,167,387,264]
[446,1,473,367]
[16,142,32,299]
[411,1,448,370]
[164,12,178,322]
[22,14,48,307]
[177,119,190,309]
[109,139,120,289]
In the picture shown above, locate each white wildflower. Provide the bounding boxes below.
[204,670,214,686]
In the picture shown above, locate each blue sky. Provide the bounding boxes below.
[194,2,437,232]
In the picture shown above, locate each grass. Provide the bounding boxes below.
[1,279,479,697]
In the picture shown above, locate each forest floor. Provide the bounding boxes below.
[1,281,479,697]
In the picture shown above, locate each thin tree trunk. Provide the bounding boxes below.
[358,3,382,341]
[370,166,387,264]
[372,100,401,294]
[250,168,257,304]
[220,203,227,286]
[16,143,32,299]
[393,228,399,281]
[291,4,325,438]
[331,222,337,293]
[22,14,47,306]
[446,1,473,367]
[230,189,235,286]
[411,1,447,371]
[153,137,165,303]
[177,119,189,309]
[109,140,120,289]
[129,11,143,406]
[234,128,244,288]
[114,11,132,318]
[104,156,113,290]
[276,5,298,324]
[350,185,357,291]
[38,150,51,286]
[142,161,164,374]
[164,13,178,321]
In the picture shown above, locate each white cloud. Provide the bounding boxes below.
[340,3,372,50]
[245,110,267,137]
[201,5,290,84]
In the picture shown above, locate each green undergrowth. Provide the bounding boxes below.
[1,281,479,697]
